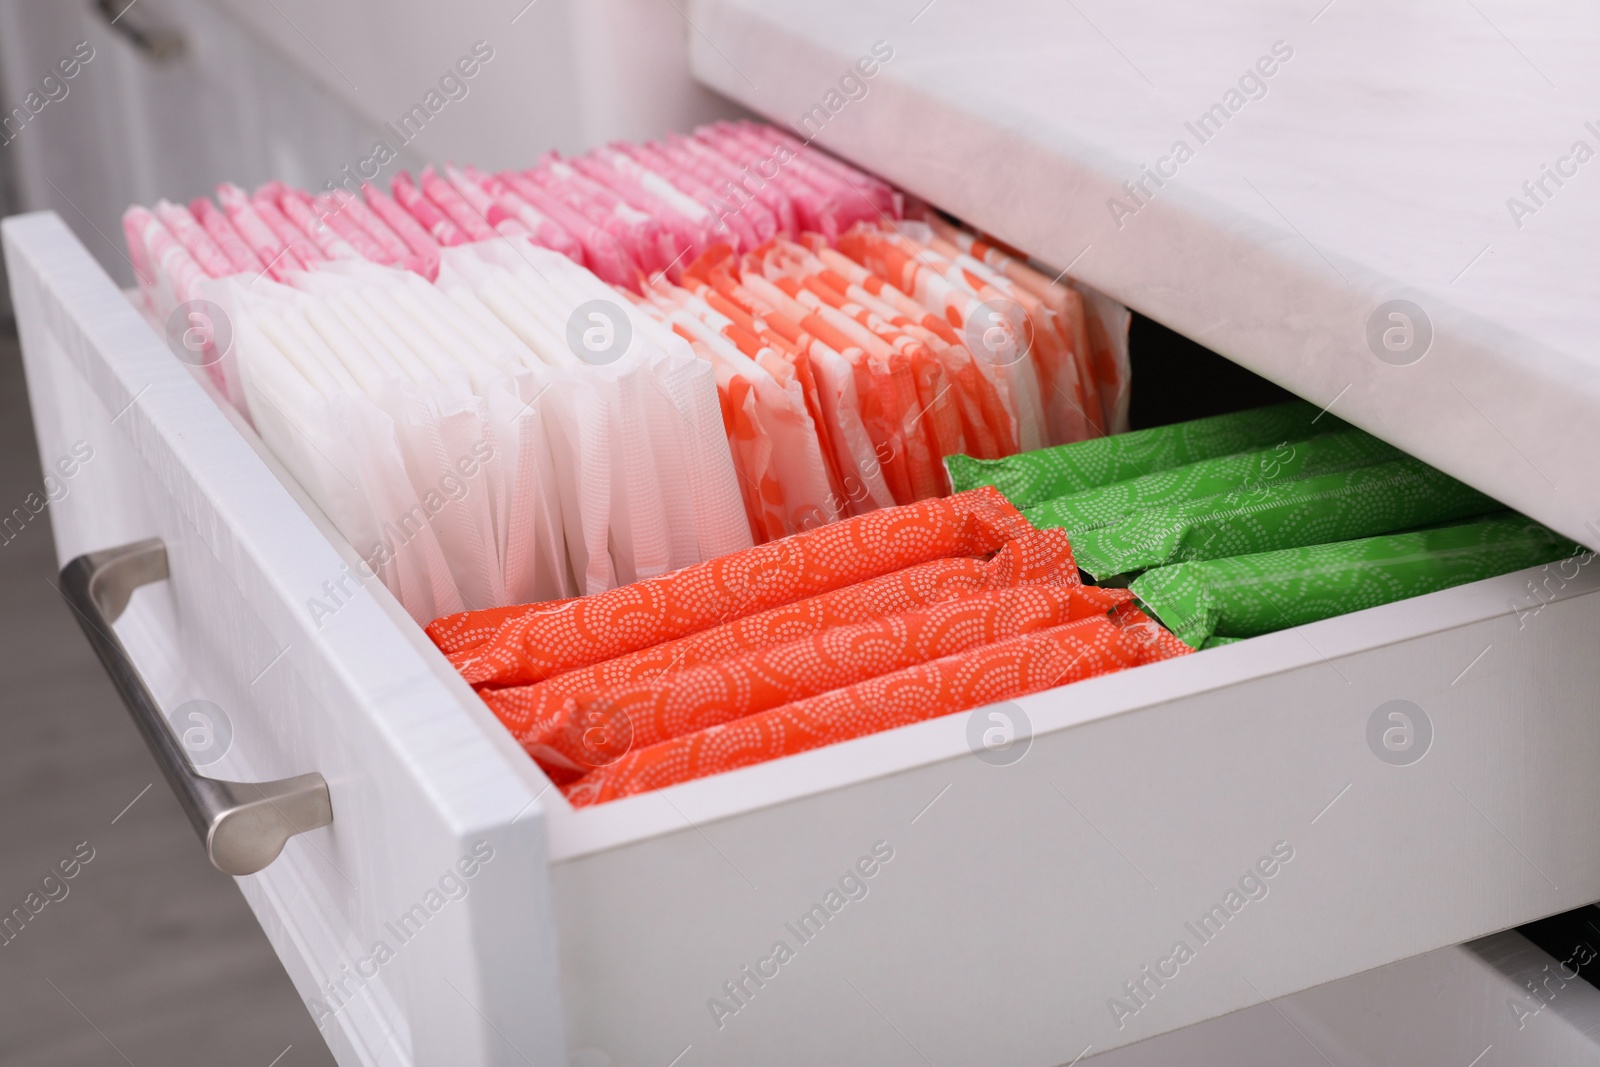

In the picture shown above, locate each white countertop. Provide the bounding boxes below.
[687,0,1600,548]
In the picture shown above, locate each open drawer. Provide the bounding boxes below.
[10,207,1600,1067]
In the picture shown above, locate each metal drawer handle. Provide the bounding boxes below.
[60,539,332,876]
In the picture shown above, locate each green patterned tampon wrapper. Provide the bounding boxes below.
[1054,456,1499,580]
[1022,429,1402,541]
[944,400,1348,508]
[1130,515,1582,649]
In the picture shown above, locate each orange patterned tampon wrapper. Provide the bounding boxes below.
[563,606,1191,805]
[482,527,1080,769]
[430,486,1033,688]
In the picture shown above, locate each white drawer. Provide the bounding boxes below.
[10,210,1600,1067]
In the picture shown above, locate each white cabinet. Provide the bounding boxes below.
[10,210,1600,1066]
[9,0,1600,1061]
[0,0,401,290]
[1099,931,1600,1066]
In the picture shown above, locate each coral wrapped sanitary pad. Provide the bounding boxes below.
[438,486,1032,688]
[562,605,1190,805]
[472,527,1080,767]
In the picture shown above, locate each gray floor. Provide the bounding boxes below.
[0,322,336,1065]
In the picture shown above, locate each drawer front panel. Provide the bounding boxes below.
[550,569,1600,1065]
[5,212,567,1067]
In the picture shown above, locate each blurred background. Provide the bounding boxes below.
[0,0,751,296]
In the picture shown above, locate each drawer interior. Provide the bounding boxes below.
[105,231,1594,861]
[1125,313,1298,430]
[515,312,1595,854]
